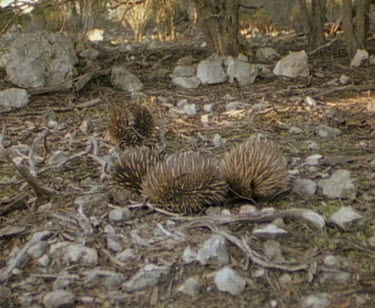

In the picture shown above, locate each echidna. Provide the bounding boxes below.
[111,146,161,194]
[108,102,154,148]
[222,134,289,200]
[141,151,228,214]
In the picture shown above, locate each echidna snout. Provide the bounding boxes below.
[223,135,289,200]
[141,151,228,214]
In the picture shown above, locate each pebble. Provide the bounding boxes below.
[293,178,317,196]
[43,290,76,308]
[214,267,246,295]
[108,208,131,222]
[319,170,357,200]
[176,277,202,297]
[302,293,331,308]
[253,224,288,239]
[329,206,362,229]
[196,235,229,265]
[305,154,322,166]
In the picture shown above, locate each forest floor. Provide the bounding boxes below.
[0,30,375,307]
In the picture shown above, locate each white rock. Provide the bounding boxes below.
[305,154,322,166]
[116,248,135,262]
[27,241,48,259]
[182,246,197,264]
[172,76,201,89]
[339,74,350,84]
[196,54,226,85]
[255,47,280,62]
[0,88,29,113]
[273,50,309,78]
[316,125,341,138]
[170,65,195,78]
[49,242,98,266]
[302,293,331,308]
[176,277,202,297]
[122,264,171,292]
[293,178,317,196]
[110,64,143,93]
[109,208,131,222]
[239,205,258,214]
[253,224,288,239]
[304,96,317,107]
[367,235,375,248]
[184,103,197,116]
[289,126,303,134]
[196,235,229,265]
[226,101,245,111]
[203,103,213,112]
[329,206,362,229]
[319,170,357,200]
[43,290,76,308]
[47,150,70,165]
[212,134,226,148]
[263,240,284,262]
[350,49,369,67]
[79,119,94,134]
[226,56,258,85]
[5,31,77,88]
[214,267,246,295]
[306,141,319,150]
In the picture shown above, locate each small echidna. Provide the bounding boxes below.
[222,134,289,200]
[111,146,161,194]
[141,152,228,214]
[108,102,155,148]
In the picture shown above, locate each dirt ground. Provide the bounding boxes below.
[0,31,375,307]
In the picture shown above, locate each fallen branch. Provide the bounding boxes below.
[210,226,309,272]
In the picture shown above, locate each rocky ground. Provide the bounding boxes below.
[0,30,375,307]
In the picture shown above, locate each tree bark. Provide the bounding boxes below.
[309,0,326,48]
[342,0,357,58]
[192,0,247,56]
[355,0,369,49]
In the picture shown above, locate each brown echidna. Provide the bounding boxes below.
[141,152,228,214]
[108,102,155,148]
[222,134,289,200]
[111,146,161,194]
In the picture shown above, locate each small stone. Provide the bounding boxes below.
[184,103,197,116]
[239,205,257,214]
[367,235,375,248]
[36,254,50,267]
[212,134,226,148]
[304,96,317,107]
[182,246,197,264]
[253,224,288,239]
[323,255,339,268]
[293,178,317,196]
[122,264,171,292]
[116,248,135,262]
[214,266,246,295]
[43,290,76,308]
[170,65,195,78]
[108,208,131,222]
[196,235,229,265]
[223,94,234,101]
[74,192,108,208]
[221,209,231,216]
[319,169,357,200]
[263,240,284,262]
[196,54,226,85]
[302,293,331,308]
[49,242,98,266]
[252,268,265,278]
[172,76,201,89]
[278,273,292,284]
[306,141,319,150]
[305,154,322,166]
[176,277,202,297]
[339,74,350,84]
[0,88,29,113]
[226,101,245,111]
[79,119,94,134]
[273,50,309,78]
[27,241,48,259]
[203,103,213,112]
[316,125,342,138]
[289,126,302,134]
[47,150,70,165]
[329,206,362,229]
[350,49,369,67]
[106,236,124,252]
[111,64,143,93]
[255,47,280,61]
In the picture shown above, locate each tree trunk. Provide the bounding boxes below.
[192,0,247,56]
[342,0,357,58]
[355,0,369,49]
[309,0,326,48]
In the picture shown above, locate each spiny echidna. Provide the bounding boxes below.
[108,102,155,149]
[222,134,289,200]
[111,146,162,194]
[141,151,228,214]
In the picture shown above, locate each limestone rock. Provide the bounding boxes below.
[273,50,309,78]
